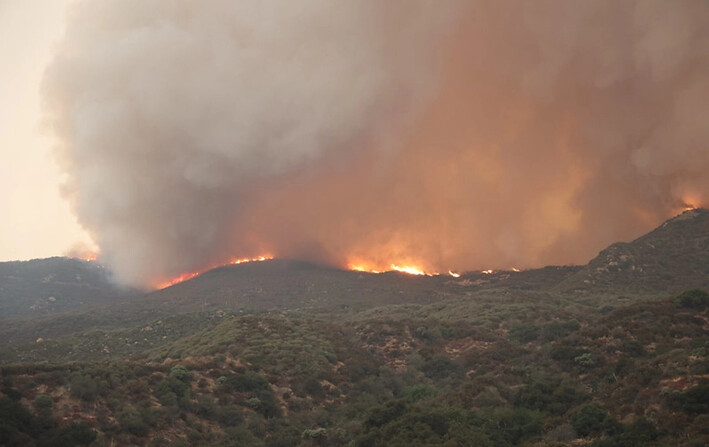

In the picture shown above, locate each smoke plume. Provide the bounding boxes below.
[43,0,709,286]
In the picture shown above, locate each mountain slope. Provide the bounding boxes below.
[1,213,708,446]
[133,259,454,315]
[556,208,709,295]
[145,209,709,306]
[2,209,707,347]
[0,257,133,318]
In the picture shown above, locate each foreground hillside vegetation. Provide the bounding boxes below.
[1,210,708,446]
[1,288,707,447]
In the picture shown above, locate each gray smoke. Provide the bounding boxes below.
[43,0,709,286]
[43,0,455,285]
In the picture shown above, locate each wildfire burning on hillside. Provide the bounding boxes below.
[678,193,702,213]
[80,252,98,262]
[159,255,466,290]
[156,271,201,290]
[349,261,432,276]
[43,1,709,287]
[230,256,272,265]
[155,255,273,289]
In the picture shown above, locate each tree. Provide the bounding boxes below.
[168,365,193,382]
[681,384,709,414]
[33,394,53,419]
[69,374,99,402]
[677,289,709,309]
[570,404,608,437]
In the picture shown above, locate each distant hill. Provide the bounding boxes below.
[556,208,709,295]
[0,257,134,318]
[1,210,706,318]
[2,209,707,341]
[130,259,453,315]
[146,209,709,306]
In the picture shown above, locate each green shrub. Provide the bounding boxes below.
[220,426,257,446]
[302,377,325,398]
[0,396,36,442]
[216,405,244,426]
[680,384,709,414]
[414,326,435,343]
[365,400,408,428]
[439,326,459,340]
[676,289,709,309]
[302,427,328,439]
[168,365,193,382]
[623,417,658,444]
[154,376,190,407]
[551,346,586,363]
[486,407,544,447]
[574,352,596,368]
[621,340,646,357]
[116,408,150,437]
[542,320,580,341]
[221,371,270,393]
[509,324,540,343]
[514,380,588,415]
[403,384,437,403]
[421,354,461,380]
[33,394,53,411]
[56,423,97,446]
[69,374,100,402]
[360,404,488,447]
[570,404,608,437]
[249,390,281,419]
[265,425,300,447]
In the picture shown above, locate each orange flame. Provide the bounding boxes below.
[681,200,698,212]
[230,255,272,265]
[157,254,467,288]
[675,191,703,215]
[390,264,429,275]
[155,254,273,289]
[346,258,440,276]
[156,271,201,289]
[350,264,380,273]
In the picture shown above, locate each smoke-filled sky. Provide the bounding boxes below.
[7,0,709,287]
[0,0,94,261]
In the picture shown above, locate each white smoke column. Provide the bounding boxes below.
[43,0,455,286]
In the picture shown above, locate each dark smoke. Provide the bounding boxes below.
[43,0,709,286]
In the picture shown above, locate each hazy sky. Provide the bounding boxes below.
[0,0,94,261]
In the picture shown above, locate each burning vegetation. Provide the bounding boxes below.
[155,256,273,289]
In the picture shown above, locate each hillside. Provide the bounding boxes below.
[557,208,709,295]
[1,290,707,446]
[141,259,453,313]
[0,211,708,446]
[2,210,708,352]
[127,208,709,311]
[3,209,706,327]
[0,259,458,348]
[0,257,134,318]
